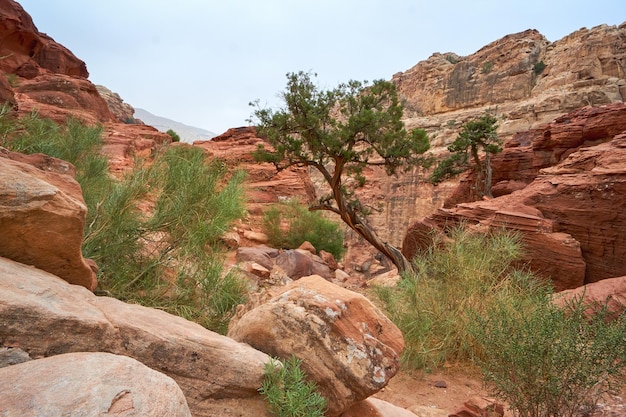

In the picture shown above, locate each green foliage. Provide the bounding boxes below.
[263,199,345,260]
[533,61,546,75]
[430,112,501,196]
[470,294,626,417]
[166,128,181,142]
[249,70,430,272]
[445,54,459,64]
[86,145,248,334]
[481,61,494,74]
[259,356,327,417]
[1,112,248,334]
[374,226,534,370]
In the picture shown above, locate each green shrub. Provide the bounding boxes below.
[533,61,546,75]
[259,356,327,417]
[86,145,248,334]
[263,199,345,260]
[481,61,494,74]
[374,226,532,370]
[1,112,249,334]
[166,128,180,142]
[470,294,626,417]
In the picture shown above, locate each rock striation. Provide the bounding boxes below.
[405,103,626,290]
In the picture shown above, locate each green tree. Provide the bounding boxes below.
[249,71,430,273]
[431,113,502,198]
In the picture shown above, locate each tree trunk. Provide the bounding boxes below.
[484,151,493,198]
[342,210,414,274]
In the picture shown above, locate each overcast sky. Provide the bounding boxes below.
[17,0,625,135]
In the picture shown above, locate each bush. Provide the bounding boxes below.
[374,226,532,370]
[1,112,249,334]
[263,199,345,260]
[534,61,546,75]
[259,356,327,417]
[470,294,626,417]
[166,128,180,142]
[85,145,248,334]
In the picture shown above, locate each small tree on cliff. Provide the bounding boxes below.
[249,71,430,273]
[431,113,502,198]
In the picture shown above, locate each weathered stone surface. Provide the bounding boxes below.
[0,257,272,417]
[0,352,191,417]
[397,24,626,147]
[0,347,30,368]
[425,197,587,291]
[194,126,316,229]
[96,84,137,123]
[228,275,405,416]
[553,275,626,321]
[236,245,279,270]
[341,397,420,417]
[15,74,115,124]
[448,397,505,417]
[0,0,88,78]
[0,148,96,290]
[275,249,333,280]
[100,122,171,175]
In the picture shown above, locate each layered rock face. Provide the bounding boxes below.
[395,23,626,146]
[344,24,626,276]
[405,103,626,290]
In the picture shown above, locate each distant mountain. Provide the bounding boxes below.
[134,108,216,143]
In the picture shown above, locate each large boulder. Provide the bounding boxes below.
[0,352,191,417]
[0,148,96,290]
[0,256,272,417]
[228,275,405,416]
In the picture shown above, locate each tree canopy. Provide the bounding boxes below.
[431,113,501,197]
[249,71,430,272]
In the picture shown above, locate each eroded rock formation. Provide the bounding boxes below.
[0,147,97,290]
[405,103,626,290]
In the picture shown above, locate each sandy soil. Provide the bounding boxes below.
[374,368,626,417]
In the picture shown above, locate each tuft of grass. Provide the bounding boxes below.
[259,356,327,417]
[374,226,534,371]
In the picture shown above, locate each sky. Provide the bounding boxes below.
[16,0,625,135]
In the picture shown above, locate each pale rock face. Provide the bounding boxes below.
[228,275,405,416]
[0,148,96,290]
[0,256,273,417]
[0,352,192,417]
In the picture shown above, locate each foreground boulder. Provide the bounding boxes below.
[0,352,191,417]
[228,275,405,416]
[0,148,96,290]
[0,257,272,417]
